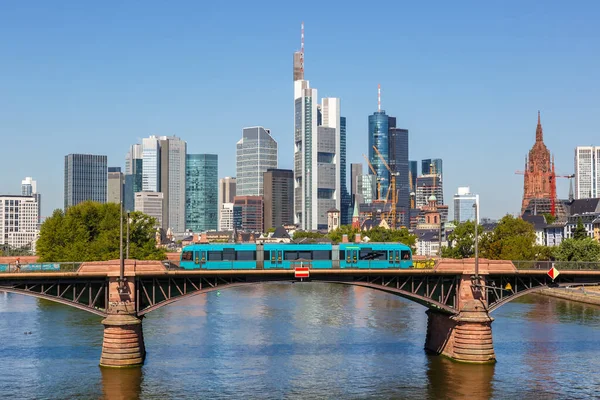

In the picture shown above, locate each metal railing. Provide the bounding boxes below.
[0,262,82,273]
[512,260,600,270]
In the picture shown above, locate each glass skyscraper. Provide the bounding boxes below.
[368,111,390,198]
[64,154,107,209]
[340,116,351,225]
[409,161,418,192]
[453,187,479,223]
[389,128,410,213]
[236,127,278,197]
[421,159,443,180]
[185,154,218,232]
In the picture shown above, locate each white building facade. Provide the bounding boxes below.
[142,136,160,192]
[134,192,164,229]
[0,195,39,251]
[219,202,234,231]
[453,187,480,223]
[575,146,600,199]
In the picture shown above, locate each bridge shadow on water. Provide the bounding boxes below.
[100,367,142,400]
[425,356,495,400]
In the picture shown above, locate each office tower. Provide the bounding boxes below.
[159,136,187,233]
[107,167,124,204]
[368,104,390,200]
[21,177,41,222]
[389,127,410,213]
[351,164,363,204]
[218,177,236,230]
[233,196,264,232]
[359,175,376,204]
[421,159,443,180]
[453,187,480,223]
[415,175,443,208]
[64,154,107,209]
[142,136,160,192]
[125,144,143,212]
[339,116,350,225]
[219,203,234,231]
[0,195,39,251]
[186,154,218,232]
[263,169,294,231]
[409,161,418,195]
[134,192,164,228]
[575,146,600,199]
[236,127,278,196]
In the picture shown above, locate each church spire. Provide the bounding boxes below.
[536,110,543,142]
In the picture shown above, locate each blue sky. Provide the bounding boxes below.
[1,1,599,219]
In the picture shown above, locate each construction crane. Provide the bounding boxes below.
[373,145,399,229]
[515,168,574,216]
[362,154,381,201]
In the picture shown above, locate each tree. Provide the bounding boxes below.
[441,220,482,259]
[480,214,537,260]
[328,225,361,243]
[573,217,588,240]
[553,237,600,262]
[543,213,557,224]
[36,201,165,262]
[292,231,326,240]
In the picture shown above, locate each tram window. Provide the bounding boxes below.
[312,250,331,260]
[181,251,193,261]
[359,249,373,259]
[208,251,223,261]
[222,248,236,261]
[236,251,256,261]
[401,250,411,260]
[298,251,312,260]
[339,250,345,260]
[265,251,271,261]
[284,251,299,260]
[360,249,386,260]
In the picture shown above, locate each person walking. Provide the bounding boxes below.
[15,258,21,272]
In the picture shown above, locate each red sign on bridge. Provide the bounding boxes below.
[547,266,560,281]
[295,266,310,279]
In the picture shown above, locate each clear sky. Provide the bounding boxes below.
[1,1,599,219]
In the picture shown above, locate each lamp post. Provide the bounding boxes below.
[119,199,125,293]
[126,212,130,260]
[473,202,479,284]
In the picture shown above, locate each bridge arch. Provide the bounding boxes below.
[0,287,107,317]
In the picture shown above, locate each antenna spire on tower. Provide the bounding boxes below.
[300,22,304,74]
[378,84,381,112]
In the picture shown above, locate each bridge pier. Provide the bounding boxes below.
[99,274,145,368]
[424,275,496,364]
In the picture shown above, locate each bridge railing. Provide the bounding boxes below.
[0,262,82,273]
[512,260,600,270]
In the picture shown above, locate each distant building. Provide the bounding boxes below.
[107,167,124,204]
[327,208,341,232]
[522,214,547,246]
[125,144,143,213]
[219,203,234,231]
[350,163,363,205]
[359,175,376,204]
[409,161,418,194]
[64,154,107,209]
[0,195,39,251]
[575,146,600,199]
[236,127,277,197]
[421,159,443,181]
[233,196,263,232]
[186,154,218,232]
[159,136,187,233]
[263,169,294,232]
[416,174,443,208]
[453,187,479,223]
[134,192,164,228]
[142,136,161,192]
[21,177,41,223]
[218,177,236,229]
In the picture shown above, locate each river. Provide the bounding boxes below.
[0,283,599,399]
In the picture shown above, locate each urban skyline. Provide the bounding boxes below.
[2,4,598,220]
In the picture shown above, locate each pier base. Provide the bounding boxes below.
[99,313,145,368]
[425,301,496,364]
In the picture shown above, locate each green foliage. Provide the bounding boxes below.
[542,213,557,224]
[327,225,416,251]
[480,214,537,260]
[553,237,600,262]
[292,231,327,240]
[36,201,165,262]
[327,225,361,243]
[0,244,33,257]
[573,217,588,240]
[441,220,482,259]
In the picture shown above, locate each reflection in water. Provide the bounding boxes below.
[426,357,495,400]
[101,367,142,400]
[1,286,600,399]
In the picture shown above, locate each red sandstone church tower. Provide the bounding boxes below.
[520,112,556,215]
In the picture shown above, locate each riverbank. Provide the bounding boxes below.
[539,286,600,306]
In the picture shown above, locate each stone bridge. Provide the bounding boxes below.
[1,259,599,368]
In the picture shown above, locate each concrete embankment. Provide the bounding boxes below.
[539,287,600,306]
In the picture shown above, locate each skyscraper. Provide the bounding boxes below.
[421,159,443,180]
[574,146,600,199]
[159,136,187,233]
[409,161,418,194]
[107,167,123,204]
[236,127,278,196]
[125,144,143,212]
[0,195,39,250]
[340,116,351,225]
[453,187,480,223]
[233,196,264,232]
[21,177,41,222]
[389,127,410,214]
[135,192,163,228]
[64,154,107,209]
[218,177,236,230]
[293,25,342,230]
[351,163,363,205]
[263,169,294,231]
[368,108,390,199]
[186,154,218,232]
[142,136,160,192]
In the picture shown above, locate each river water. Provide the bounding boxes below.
[1,283,599,399]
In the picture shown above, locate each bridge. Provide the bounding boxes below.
[1,258,599,367]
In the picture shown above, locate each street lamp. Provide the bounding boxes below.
[473,202,479,284]
[119,199,125,293]
[126,212,131,260]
